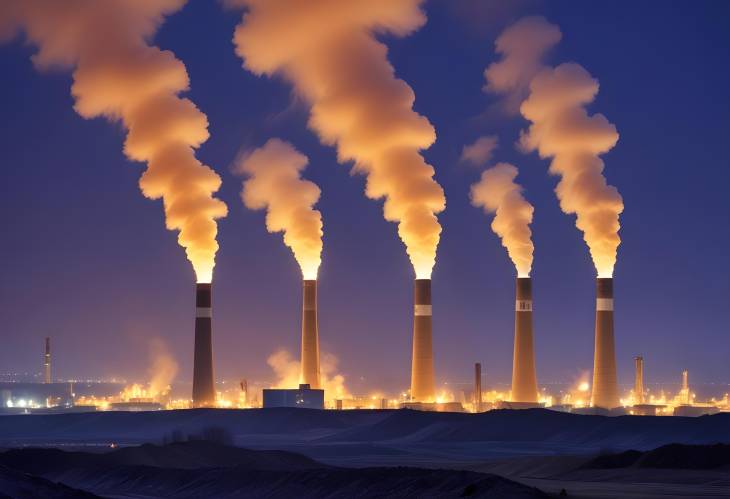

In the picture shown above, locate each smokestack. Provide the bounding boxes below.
[411,279,435,402]
[682,369,690,405]
[511,277,538,402]
[591,278,619,409]
[300,279,320,389]
[43,337,51,384]
[192,283,215,407]
[634,356,644,404]
[474,363,482,412]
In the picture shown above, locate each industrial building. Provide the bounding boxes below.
[263,384,324,409]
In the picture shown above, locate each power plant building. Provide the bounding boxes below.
[263,384,324,409]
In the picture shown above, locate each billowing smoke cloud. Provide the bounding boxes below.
[519,63,623,277]
[471,163,534,277]
[237,139,323,280]
[484,16,561,114]
[461,135,499,167]
[267,349,350,402]
[231,0,446,278]
[0,1,227,283]
[147,338,179,398]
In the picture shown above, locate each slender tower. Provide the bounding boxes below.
[591,277,619,409]
[192,283,215,407]
[43,337,51,384]
[634,356,644,404]
[474,363,482,412]
[511,277,538,402]
[681,369,690,405]
[410,279,435,401]
[300,279,320,388]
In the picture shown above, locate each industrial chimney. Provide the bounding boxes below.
[192,283,215,407]
[300,279,321,388]
[410,279,435,401]
[474,362,482,412]
[681,369,690,405]
[634,356,644,404]
[44,337,51,384]
[511,277,538,403]
[591,277,619,409]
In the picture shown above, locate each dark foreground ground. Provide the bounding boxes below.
[0,408,728,498]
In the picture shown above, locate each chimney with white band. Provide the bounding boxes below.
[192,282,215,407]
[410,278,435,401]
[591,277,619,408]
[44,337,51,384]
[300,279,320,388]
[511,277,538,402]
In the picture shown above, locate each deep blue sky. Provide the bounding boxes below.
[1,1,728,394]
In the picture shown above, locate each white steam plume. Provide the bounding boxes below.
[519,63,623,277]
[230,0,445,278]
[237,139,323,280]
[471,163,534,277]
[484,16,561,114]
[0,1,227,283]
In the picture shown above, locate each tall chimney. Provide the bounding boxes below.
[474,362,482,412]
[591,277,619,409]
[44,337,51,384]
[300,279,320,388]
[192,282,215,407]
[681,369,690,405]
[410,279,435,401]
[511,277,538,402]
[634,356,644,404]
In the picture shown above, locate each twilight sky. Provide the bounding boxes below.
[1,0,728,394]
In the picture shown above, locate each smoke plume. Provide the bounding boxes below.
[0,1,227,283]
[147,338,179,398]
[471,163,534,277]
[484,16,561,114]
[237,139,323,280]
[267,349,350,402]
[231,0,446,278]
[519,63,623,277]
[461,135,499,167]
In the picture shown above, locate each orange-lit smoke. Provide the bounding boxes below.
[237,139,323,280]
[519,63,623,277]
[267,349,350,402]
[0,1,227,283]
[147,338,178,398]
[231,0,445,278]
[461,135,498,167]
[484,16,561,114]
[471,163,534,277]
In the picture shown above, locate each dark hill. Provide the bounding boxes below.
[0,464,98,498]
[0,441,548,498]
[583,443,730,470]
